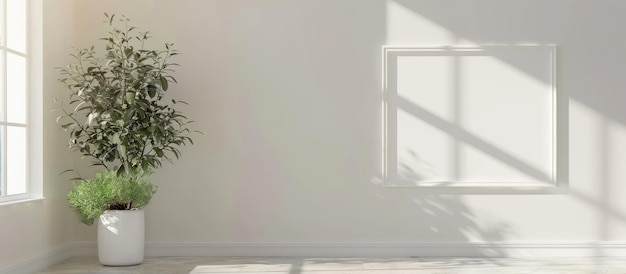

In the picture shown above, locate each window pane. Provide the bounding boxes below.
[0,1,5,46]
[7,126,26,195]
[7,0,26,53]
[0,52,4,122]
[7,52,25,124]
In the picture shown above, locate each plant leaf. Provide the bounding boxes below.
[125,92,135,105]
[160,76,168,91]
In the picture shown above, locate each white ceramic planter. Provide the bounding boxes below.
[97,209,145,266]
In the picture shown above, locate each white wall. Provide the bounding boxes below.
[0,0,76,271]
[66,0,626,257]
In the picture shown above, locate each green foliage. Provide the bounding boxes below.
[67,170,157,226]
[57,13,194,174]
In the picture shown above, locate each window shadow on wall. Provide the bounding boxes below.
[390,0,626,259]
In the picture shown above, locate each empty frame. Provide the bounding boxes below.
[383,46,566,192]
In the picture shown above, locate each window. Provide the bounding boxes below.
[382,46,567,194]
[0,0,42,204]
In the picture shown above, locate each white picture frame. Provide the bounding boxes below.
[382,46,567,194]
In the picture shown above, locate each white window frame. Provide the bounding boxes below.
[0,0,42,204]
[382,45,568,194]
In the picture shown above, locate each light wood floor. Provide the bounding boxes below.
[36,256,626,273]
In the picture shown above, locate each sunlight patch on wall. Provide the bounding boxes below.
[386,0,457,45]
[606,120,626,194]
[568,100,604,196]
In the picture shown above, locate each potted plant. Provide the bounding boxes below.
[57,14,195,266]
[67,170,156,265]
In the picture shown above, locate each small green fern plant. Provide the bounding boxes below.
[68,170,157,225]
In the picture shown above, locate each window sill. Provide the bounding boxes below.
[0,196,45,206]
